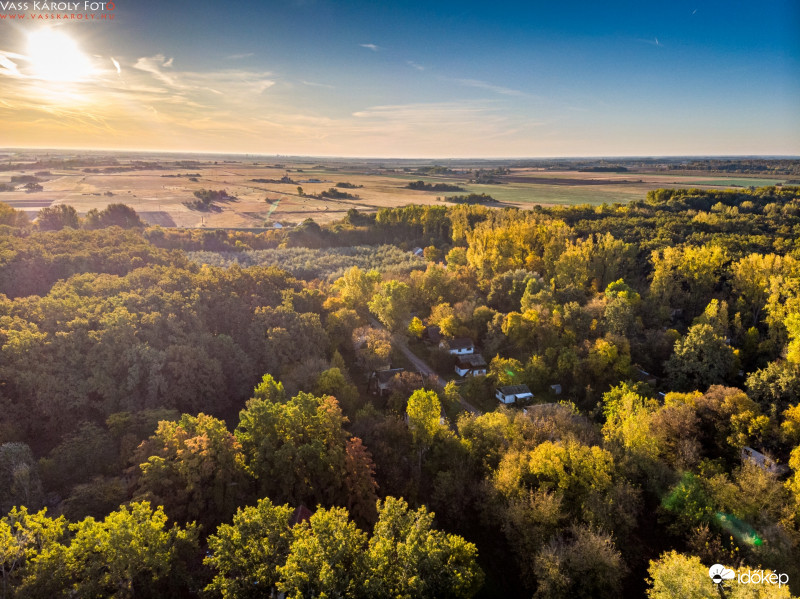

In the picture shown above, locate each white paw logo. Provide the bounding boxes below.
[709,564,735,584]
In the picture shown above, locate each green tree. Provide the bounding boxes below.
[646,551,718,599]
[408,316,425,339]
[0,507,67,597]
[332,267,380,314]
[665,323,736,391]
[367,497,483,599]
[252,373,287,403]
[278,507,368,599]
[406,389,442,475]
[17,502,198,598]
[205,498,294,599]
[133,413,250,530]
[369,280,412,332]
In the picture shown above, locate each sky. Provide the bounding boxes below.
[0,0,798,158]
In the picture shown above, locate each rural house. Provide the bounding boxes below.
[455,354,488,377]
[496,384,534,404]
[440,337,475,355]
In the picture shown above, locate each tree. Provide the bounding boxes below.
[600,384,659,465]
[367,497,483,599]
[236,391,376,511]
[369,280,412,332]
[85,204,144,229]
[0,443,43,514]
[332,267,380,314]
[17,502,198,598]
[36,205,79,231]
[650,244,727,318]
[406,389,442,475]
[352,326,392,372]
[665,323,736,391]
[646,551,718,599]
[252,373,287,403]
[133,413,250,530]
[205,498,294,599]
[277,507,369,599]
[533,526,624,599]
[0,506,67,596]
[408,316,425,339]
[314,368,360,415]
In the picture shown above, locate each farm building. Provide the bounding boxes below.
[455,354,488,377]
[440,338,475,355]
[423,325,442,344]
[496,384,534,404]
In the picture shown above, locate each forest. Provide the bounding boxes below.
[1,186,800,598]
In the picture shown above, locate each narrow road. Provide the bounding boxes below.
[369,317,482,415]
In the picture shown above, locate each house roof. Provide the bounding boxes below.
[373,368,404,384]
[497,384,533,396]
[457,354,487,367]
[424,325,442,343]
[447,337,474,350]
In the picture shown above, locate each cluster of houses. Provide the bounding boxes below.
[427,325,535,405]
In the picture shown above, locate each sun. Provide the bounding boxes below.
[27,29,94,82]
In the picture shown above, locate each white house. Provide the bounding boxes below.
[440,338,475,355]
[496,384,534,404]
[455,354,487,377]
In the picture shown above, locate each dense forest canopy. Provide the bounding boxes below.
[1,187,800,597]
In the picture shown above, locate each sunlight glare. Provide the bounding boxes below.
[27,29,94,82]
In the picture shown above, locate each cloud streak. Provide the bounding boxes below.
[448,77,527,97]
[359,43,379,51]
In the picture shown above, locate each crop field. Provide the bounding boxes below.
[0,153,788,227]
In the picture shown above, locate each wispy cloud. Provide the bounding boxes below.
[110,57,121,75]
[227,53,254,60]
[407,61,425,71]
[636,37,663,47]
[359,43,379,52]
[301,80,335,89]
[449,77,526,97]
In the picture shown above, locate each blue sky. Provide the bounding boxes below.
[0,0,798,156]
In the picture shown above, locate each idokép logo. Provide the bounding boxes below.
[709,564,790,588]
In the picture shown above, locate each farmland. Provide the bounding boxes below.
[0,150,792,228]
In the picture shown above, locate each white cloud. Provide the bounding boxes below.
[449,77,526,97]
[359,43,379,51]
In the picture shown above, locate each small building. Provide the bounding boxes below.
[369,368,404,396]
[440,338,475,355]
[455,354,487,377]
[411,247,424,257]
[549,384,562,395]
[423,325,442,345]
[741,446,789,475]
[496,384,534,404]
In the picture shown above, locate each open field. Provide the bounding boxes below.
[0,152,791,227]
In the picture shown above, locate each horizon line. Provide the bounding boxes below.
[2,147,798,162]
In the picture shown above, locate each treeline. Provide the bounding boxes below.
[188,244,425,280]
[406,180,464,192]
[442,193,497,204]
